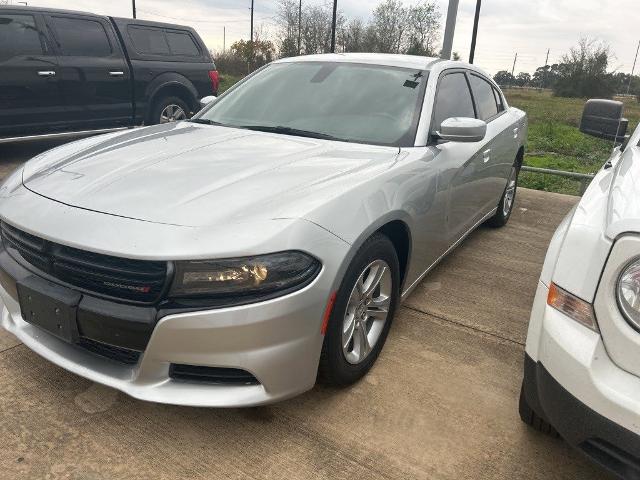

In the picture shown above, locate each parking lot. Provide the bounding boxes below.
[0,140,613,479]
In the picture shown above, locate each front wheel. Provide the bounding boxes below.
[319,233,400,386]
[487,165,519,228]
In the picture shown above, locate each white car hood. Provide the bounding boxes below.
[22,122,400,227]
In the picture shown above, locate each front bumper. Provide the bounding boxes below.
[523,281,640,478]
[0,264,332,406]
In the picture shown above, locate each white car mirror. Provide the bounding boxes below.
[436,117,487,143]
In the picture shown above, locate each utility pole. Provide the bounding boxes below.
[511,52,518,76]
[132,0,136,19]
[297,0,302,55]
[223,26,226,53]
[330,0,337,53]
[541,48,550,89]
[249,0,254,72]
[626,39,640,95]
[441,0,459,59]
[468,0,481,64]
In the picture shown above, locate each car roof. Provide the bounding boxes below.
[0,5,103,17]
[274,53,493,78]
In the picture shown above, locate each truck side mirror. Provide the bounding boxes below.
[199,96,217,110]
[580,99,628,142]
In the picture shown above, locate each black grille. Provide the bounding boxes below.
[1,222,168,303]
[77,338,142,365]
[169,364,259,385]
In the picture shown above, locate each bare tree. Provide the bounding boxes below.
[370,0,407,53]
[405,2,440,56]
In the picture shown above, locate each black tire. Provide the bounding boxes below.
[487,164,519,228]
[147,95,191,126]
[319,233,400,386]
[519,384,559,438]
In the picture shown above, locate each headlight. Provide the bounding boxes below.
[617,257,640,331]
[170,251,320,298]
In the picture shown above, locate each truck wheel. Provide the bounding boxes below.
[519,384,559,437]
[487,164,519,228]
[148,96,190,125]
[319,233,400,386]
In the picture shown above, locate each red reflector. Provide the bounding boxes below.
[321,292,337,335]
[208,70,219,93]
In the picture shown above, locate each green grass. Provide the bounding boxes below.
[218,74,242,94]
[505,89,640,195]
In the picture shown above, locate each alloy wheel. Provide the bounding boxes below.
[503,167,517,217]
[159,104,187,123]
[342,259,392,364]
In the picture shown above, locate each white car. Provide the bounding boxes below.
[520,99,640,477]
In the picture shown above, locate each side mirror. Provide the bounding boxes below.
[580,99,628,142]
[199,96,217,109]
[436,117,487,143]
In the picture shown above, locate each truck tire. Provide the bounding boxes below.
[148,96,191,125]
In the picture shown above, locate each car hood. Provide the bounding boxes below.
[22,122,400,227]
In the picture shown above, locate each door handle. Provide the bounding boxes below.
[513,127,519,138]
[483,149,491,163]
[37,71,56,77]
[109,71,125,77]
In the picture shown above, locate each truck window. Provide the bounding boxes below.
[50,16,112,57]
[0,14,45,61]
[128,26,170,55]
[166,31,199,56]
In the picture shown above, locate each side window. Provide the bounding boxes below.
[50,17,112,57]
[469,74,499,121]
[166,31,199,56]
[432,72,475,132]
[128,26,170,55]
[0,14,45,61]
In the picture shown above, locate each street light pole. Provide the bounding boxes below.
[330,0,337,53]
[626,40,640,95]
[132,0,136,19]
[468,0,481,64]
[441,0,459,59]
[298,0,302,55]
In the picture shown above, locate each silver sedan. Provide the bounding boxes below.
[0,53,527,406]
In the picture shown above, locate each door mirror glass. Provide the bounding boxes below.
[580,99,628,142]
[199,95,217,110]
[436,117,487,143]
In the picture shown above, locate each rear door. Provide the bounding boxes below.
[0,11,64,135]
[44,13,132,128]
[467,73,513,206]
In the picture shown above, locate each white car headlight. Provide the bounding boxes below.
[616,258,640,331]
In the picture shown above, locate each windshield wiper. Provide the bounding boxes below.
[188,118,225,126]
[235,125,346,142]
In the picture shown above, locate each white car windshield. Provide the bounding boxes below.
[196,62,428,147]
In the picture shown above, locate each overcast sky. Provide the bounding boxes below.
[10,0,640,75]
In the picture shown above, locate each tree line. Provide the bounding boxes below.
[494,39,640,98]
[215,0,442,76]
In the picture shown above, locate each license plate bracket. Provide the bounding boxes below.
[17,276,81,343]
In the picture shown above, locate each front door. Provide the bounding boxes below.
[44,13,132,129]
[0,11,64,135]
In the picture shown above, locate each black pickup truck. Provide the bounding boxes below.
[0,6,218,138]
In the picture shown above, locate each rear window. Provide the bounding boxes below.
[128,26,169,55]
[128,25,200,57]
[166,31,199,56]
[50,16,112,57]
[0,14,45,61]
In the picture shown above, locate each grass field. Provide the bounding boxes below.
[219,76,639,196]
[505,89,640,195]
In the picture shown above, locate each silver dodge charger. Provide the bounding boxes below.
[0,54,526,406]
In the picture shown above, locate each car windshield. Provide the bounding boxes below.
[196,62,428,147]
